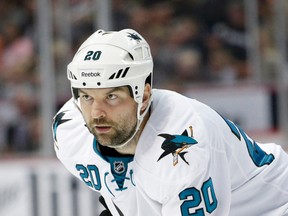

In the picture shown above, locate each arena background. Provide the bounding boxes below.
[0,0,287,215]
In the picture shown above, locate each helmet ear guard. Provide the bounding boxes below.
[72,87,79,99]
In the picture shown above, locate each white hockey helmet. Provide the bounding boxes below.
[67,29,153,106]
[67,29,153,148]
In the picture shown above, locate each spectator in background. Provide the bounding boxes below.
[208,0,249,80]
[205,47,238,84]
[0,1,39,154]
[174,49,202,80]
[153,16,205,86]
[5,87,40,152]
[0,19,34,82]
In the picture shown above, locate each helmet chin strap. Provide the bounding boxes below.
[107,96,152,150]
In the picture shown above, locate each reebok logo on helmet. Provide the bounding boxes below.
[81,71,101,77]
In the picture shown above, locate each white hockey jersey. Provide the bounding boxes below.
[53,89,288,216]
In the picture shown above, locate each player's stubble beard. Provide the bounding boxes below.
[87,114,138,149]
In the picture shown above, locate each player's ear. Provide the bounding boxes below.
[141,83,151,112]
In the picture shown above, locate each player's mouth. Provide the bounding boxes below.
[94,125,112,134]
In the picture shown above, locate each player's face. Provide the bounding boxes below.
[78,86,138,148]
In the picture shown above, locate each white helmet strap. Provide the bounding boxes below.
[108,95,152,149]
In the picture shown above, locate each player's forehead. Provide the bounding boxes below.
[79,86,130,95]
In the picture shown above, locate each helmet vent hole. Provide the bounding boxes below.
[82,82,86,86]
[97,82,101,86]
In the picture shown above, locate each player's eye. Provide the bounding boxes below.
[81,94,92,101]
[107,94,117,100]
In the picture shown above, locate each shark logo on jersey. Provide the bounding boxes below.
[157,126,198,166]
[52,111,71,149]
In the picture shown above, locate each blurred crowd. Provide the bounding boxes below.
[0,0,285,155]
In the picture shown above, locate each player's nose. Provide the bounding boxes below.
[91,101,106,119]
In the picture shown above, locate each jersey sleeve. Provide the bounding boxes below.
[52,98,94,177]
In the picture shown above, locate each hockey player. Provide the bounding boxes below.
[53,29,288,215]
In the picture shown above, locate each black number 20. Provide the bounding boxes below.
[84,51,102,61]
